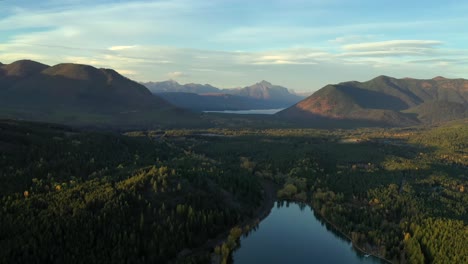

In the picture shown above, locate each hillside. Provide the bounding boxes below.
[0,60,49,87]
[278,76,468,126]
[0,60,202,128]
[142,80,304,111]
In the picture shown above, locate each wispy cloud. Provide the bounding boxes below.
[339,50,434,58]
[342,40,442,51]
[117,69,137,76]
[1,0,468,90]
[329,35,381,44]
[108,45,138,51]
[409,58,468,65]
[167,71,188,79]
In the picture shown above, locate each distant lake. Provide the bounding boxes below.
[232,202,384,264]
[204,108,285,115]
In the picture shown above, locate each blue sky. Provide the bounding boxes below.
[1,0,468,91]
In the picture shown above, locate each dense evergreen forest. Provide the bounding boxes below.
[0,120,262,263]
[1,119,467,263]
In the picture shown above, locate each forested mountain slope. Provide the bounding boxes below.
[279,76,468,126]
[0,60,201,128]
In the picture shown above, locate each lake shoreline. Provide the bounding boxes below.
[212,179,279,263]
[232,199,390,264]
[309,205,393,264]
[170,179,278,263]
[275,197,393,263]
[175,178,393,264]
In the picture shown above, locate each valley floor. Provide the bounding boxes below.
[1,120,467,263]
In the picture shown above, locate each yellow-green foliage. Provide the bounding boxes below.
[218,226,244,264]
[277,183,297,199]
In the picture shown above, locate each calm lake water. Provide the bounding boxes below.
[232,202,384,264]
[204,108,285,115]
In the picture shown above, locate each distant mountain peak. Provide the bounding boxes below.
[142,79,304,109]
[372,75,394,81]
[258,80,273,86]
[143,80,219,94]
[433,76,446,81]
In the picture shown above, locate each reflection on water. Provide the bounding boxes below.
[204,108,285,115]
[232,202,384,264]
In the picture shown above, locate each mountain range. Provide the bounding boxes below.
[279,75,468,126]
[1,59,467,128]
[143,80,304,111]
[0,60,199,128]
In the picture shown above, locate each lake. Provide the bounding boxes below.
[204,108,285,115]
[232,202,384,264]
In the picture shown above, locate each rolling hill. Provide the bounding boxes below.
[142,80,304,111]
[0,60,201,128]
[278,76,468,126]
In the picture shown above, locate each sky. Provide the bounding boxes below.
[1,0,468,92]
